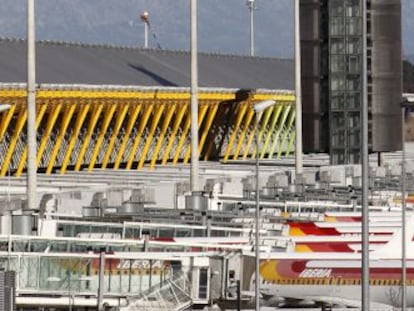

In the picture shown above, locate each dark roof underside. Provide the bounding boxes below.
[0,39,294,90]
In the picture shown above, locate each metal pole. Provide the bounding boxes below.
[401,106,407,311]
[27,0,37,211]
[144,22,148,48]
[236,279,241,311]
[361,0,370,310]
[255,112,260,311]
[294,0,303,175]
[190,0,200,192]
[98,250,105,311]
[248,0,255,56]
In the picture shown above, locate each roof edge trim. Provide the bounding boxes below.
[0,83,294,95]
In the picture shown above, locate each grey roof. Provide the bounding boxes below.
[0,38,293,90]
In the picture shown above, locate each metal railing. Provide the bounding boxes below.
[121,271,192,311]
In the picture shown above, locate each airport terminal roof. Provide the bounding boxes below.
[0,38,294,90]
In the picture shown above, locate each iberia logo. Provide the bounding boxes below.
[299,268,332,278]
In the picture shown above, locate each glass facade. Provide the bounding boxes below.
[301,0,401,157]
[328,0,363,164]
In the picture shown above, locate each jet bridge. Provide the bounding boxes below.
[0,248,219,310]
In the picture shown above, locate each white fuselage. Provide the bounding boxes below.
[261,283,413,307]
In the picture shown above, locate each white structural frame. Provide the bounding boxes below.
[253,99,276,311]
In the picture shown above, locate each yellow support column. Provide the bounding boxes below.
[233,108,255,160]
[16,102,48,176]
[183,104,209,164]
[46,102,76,174]
[172,111,192,165]
[285,131,296,157]
[277,106,296,158]
[88,103,117,170]
[241,108,257,160]
[0,104,16,141]
[198,103,219,155]
[61,102,90,174]
[250,105,275,160]
[222,103,248,162]
[284,103,296,156]
[161,104,187,165]
[36,100,63,167]
[126,104,153,169]
[137,104,165,170]
[74,102,103,171]
[1,108,27,176]
[101,102,130,169]
[268,104,291,159]
[150,103,175,169]
[260,105,283,159]
[113,103,142,169]
[255,105,275,159]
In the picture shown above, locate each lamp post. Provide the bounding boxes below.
[253,99,276,311]
[27,0,37,212]
[190,0,200,193]
[361,0,369,309]
[140,11,150,48]
[246,0,255,56]
[400,96,414,311]
[294,0,303,175]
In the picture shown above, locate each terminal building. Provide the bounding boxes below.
[0,2,410,308]
[0,39,295,176]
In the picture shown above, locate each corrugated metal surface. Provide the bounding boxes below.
[0,38,294,90]
[0,271,15,311]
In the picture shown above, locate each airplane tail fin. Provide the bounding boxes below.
[372,214,414,258]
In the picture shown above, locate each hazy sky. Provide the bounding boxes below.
[0,0,412,58]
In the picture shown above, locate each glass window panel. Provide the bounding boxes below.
[330,39,345,54]
[346,0,360,17]
[348,112,361,129]
[332,151,346,165]
[332,113,346,129]
[330,1,344,16]
[347,38,361,54]
[20,256,39,289]
[332,131,346,147]
[349,151,361,164]
[331,77,345,91]
[330,17,345,36]
[331,93,345,110]
[346,17,361,35]
[347,93,361,109]
[198,268,208,299]
[348,55,360,73]
[331,55,345,72]
[349,131,360,146]
[347,76,361,92]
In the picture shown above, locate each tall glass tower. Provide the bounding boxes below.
[301,0,402,164]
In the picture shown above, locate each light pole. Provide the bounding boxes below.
[361,0,370,309]
[400,96,414,311]
[246,0,255,56]
[27,0,37,211]
[294,0,303,175]
[253,99,276,311]
[190,0,200,192]
[140,11,150,48]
